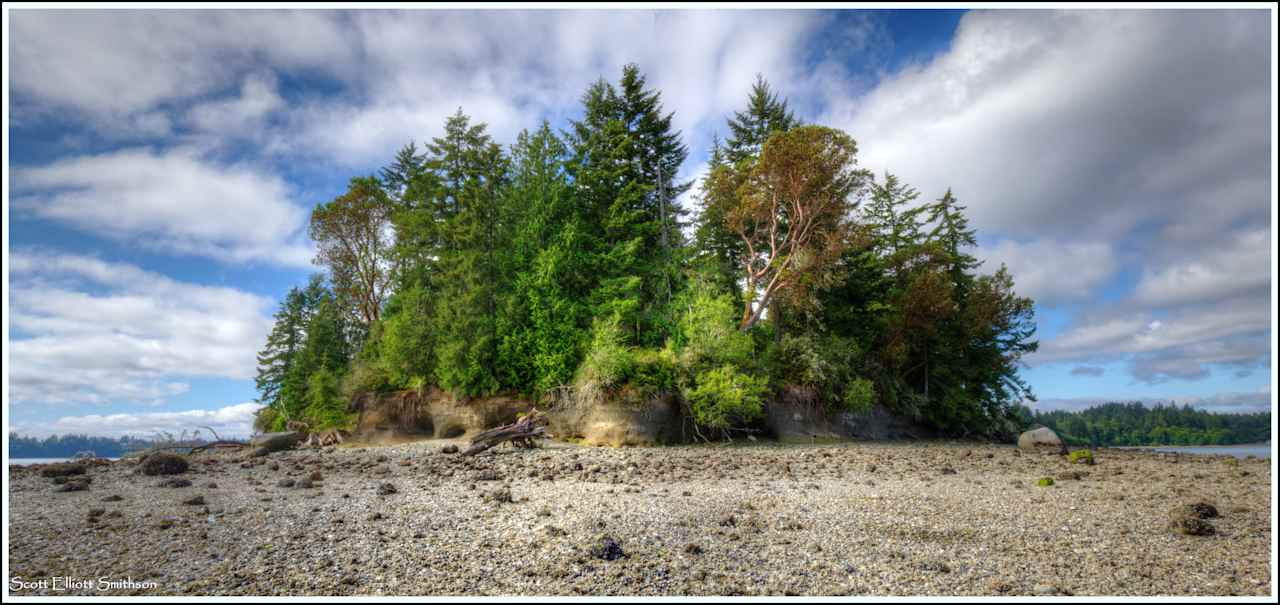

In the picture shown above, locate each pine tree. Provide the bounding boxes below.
[427,110,511,395]
[499,122,589,393]
[567,64,690,346]
[723,74,799,165]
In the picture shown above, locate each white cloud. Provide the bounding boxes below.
[824,10,1271,384]
[830,10,1270,243]
[1035,295,1271,383]
[186,71,285,136]
[7,251,276,406]
[979,239,1116,306]
[10,402,264,440]
[12,147,313,266]
[1131,228,1271,309]
[8,10,352,124]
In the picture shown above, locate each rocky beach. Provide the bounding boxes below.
[5,440,1273,596]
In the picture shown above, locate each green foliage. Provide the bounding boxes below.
[671,279,755,373]
[304,366,355,430]
[252,68,1047,442]
[253,406,279,434]
[377,284,435,388]
[684,365,768,430]
[577,314,634,391]
[1068,450,1095,465]
[1037,477,1055,487]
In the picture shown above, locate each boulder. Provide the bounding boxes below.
[1018,426,1067,454]
[250,431,302,454]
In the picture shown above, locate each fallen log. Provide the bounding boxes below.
[461,409,548,456]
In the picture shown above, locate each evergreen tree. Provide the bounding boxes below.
[427,110,511,395]
[723,74,799,165]
[567,64,690,346]
[499,122,589,394]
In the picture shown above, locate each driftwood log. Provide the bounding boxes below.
[461,409,548,456]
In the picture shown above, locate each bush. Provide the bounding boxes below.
[629,348,678,396]
[140,453,189,476]
[684,365,769,430]
[577,314,634,391]
[843,377,876,413]
[673,284,754,373]
[253,406,280,434]
[341,358,393,401]
[304,367,357,430]
[775,333,873,413]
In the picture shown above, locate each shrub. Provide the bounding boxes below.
[304,367,357,431]
[843,377,876,413]
[140,453,189,476]
[341,358,393,402]
[673,284,754,373]
[629,348,678,396]
[775,333,873,413]
[684,365,769,430]
[253,406,280,434]
[577,314,634,391]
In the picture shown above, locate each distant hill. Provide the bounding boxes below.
[1029,401,1270,447]
[8,432,156,458]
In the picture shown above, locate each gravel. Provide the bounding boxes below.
[6,441,1272,596]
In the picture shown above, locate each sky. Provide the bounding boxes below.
[4,8,1274,439]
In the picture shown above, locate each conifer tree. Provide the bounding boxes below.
[427,110,510,395]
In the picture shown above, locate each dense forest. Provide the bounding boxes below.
[8,433,154,458]
[1028,402,1272,447]
[253,66,1039,439]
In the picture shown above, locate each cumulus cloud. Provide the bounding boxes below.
[10,402,264,439]
[12,147,313,266]
[979,239,1116,306]
[7,250,276,406]
[8,10,353,124]
[825,9,1271,384]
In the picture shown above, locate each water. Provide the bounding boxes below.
[8,457,121,466]
[1117,442,1272,459]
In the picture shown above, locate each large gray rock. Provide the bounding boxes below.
[1018,426,1067,454]
[250,431,302,454]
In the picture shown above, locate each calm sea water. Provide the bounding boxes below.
[8,457,121,466]
[1117,442,1272,459]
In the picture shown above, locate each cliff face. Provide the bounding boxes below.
[351,388,530,444]
[351,385,928,446]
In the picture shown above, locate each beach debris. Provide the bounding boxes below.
[461,409,548,456]
[140,453,189,476]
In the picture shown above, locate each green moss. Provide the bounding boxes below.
[1037,477,1055,487]
[1068,449,1095,465]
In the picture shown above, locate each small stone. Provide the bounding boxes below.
[277,479,296,488]
[589,536,626,561]
[377,482,398,496]
[182,495,206,506]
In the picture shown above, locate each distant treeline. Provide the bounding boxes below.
[1028,402,1271,447]
[8,433,155,458]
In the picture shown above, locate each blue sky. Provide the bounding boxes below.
[4,8,1273,438]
